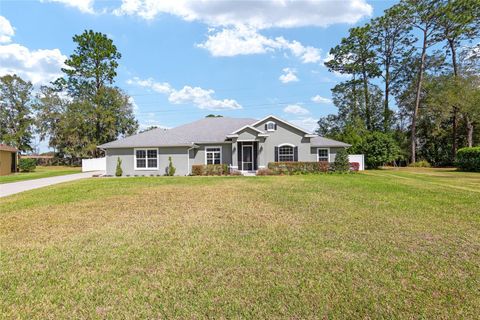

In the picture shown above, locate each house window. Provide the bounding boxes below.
[278,145,294,162]
[317,148,329,162]
[135,148,158,170]
[266,121,276,131]
[206,147,222,164]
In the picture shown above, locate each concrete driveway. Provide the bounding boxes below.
[0,171,104,198]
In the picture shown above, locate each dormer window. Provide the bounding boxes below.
[265,121,277,132]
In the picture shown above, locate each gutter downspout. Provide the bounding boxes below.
[187,144,195,175]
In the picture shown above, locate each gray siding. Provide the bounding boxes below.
[309,147,345,162]
[190,143,233,166]
[237,128,258,141]
[253,118,311,167]
[106,147,190,176]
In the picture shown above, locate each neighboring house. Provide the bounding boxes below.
[99,115,351,176]
[0,144,18,176]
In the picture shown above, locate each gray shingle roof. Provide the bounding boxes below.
[310,136,351,147]
[169,117,256,143]
[98,117,255,148]
[98,116,350,148]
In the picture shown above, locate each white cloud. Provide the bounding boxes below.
[311,95,332,104]
[0,16,15,43]
[126,77,171,94]
[197,25,322,63]
[0,44,67,85]
[42,0,96,14]
[128,77,242,111]
[283,104,309,115]
[0,16,67,86]
[113,0,372,28]
[289,117,318,133]
[279,68,298,84]
[196,26,274,57]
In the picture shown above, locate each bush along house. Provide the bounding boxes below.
[99,115,353,176]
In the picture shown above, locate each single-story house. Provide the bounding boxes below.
[0,144,18,176]
[99,115,351,176]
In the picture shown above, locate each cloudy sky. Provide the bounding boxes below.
[0,0,393,135]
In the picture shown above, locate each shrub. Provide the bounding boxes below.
[333,149,350,173]
[256,168,274,176]
[353,131,400,169]
[408,160,431,168]
[115,157,123,176]
[19,158,36,172]
[267,161,331,175]
[191,165,205,176]
[456,147,480,172]
[191,164,229,176]
[167,156,176,176]
[350,162,360,171]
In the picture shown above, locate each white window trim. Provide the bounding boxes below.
[205,146,222,165]
[278,144,296,162]
[266,121,276,132]
[316,147,330,162]
[278,143,295,147]
[134,147,159,170]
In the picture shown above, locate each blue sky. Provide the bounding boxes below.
[0,0,395,145]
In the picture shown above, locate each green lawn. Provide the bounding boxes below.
[0,165,81,184]
[0,169,479,318]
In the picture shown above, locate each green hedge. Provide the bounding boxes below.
[192,164,229,176]
[267,161,330,175]
[456,147,480,172]
[19,158,37,172]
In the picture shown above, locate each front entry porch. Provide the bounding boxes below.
[237,141,258,172]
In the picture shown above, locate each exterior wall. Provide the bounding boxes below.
[190,143,233,166]
[106,147,190,176]
[309,147,344,162]
[253,118,311,167]
[0,150,14,176]
[237,128,258,141]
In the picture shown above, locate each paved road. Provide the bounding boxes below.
[0,171,104,198]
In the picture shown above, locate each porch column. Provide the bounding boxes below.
[231,139,238,169]
[257,139,266,168]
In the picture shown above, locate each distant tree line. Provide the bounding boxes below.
[0,30,138,162]
[319,0,480,166]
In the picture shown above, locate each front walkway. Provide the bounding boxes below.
[0,171,104,198]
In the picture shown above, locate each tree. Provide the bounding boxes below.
[404,0,443,163]
[325,25,381,130]
[354,131,400,169]
[36,30,138,160]
[0,74,34,151]
[63,30,121,96]
[436,0,480,150]
[370,4,415,131]
[33,85,68,151]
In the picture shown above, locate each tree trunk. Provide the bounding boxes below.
[466,115,474,147]
[384,65,390,132]
[449,39,458,77]
[411,29,428,164]
[452,107,458,162]
[449,37,459,158]
[361,67,371,131]
[352,74,358,119]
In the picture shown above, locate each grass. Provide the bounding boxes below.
[0,166,81,184]
[0,168,479,318]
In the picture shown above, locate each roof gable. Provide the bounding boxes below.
[251,115,313,135]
